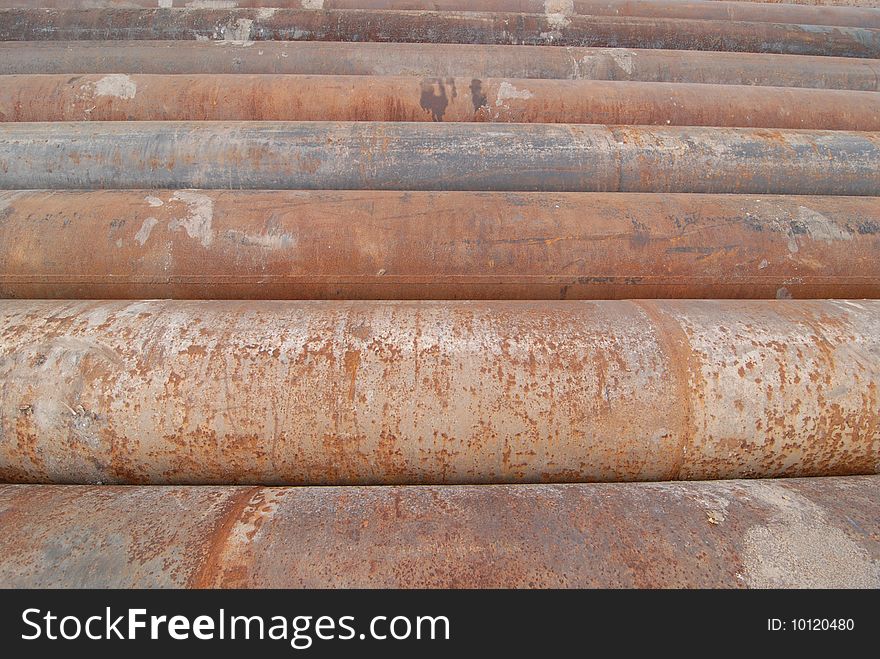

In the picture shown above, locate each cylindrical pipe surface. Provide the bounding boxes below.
[710,1,878,7]
[1,191,878,300]
[3,42,878,91]
[0,477,877,587]
[3,74,880,129]
[0,299,877,484]
[1,1,878,29]
[0,9,877,59]
[1,122,877,194]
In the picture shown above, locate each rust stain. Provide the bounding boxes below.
[0,8,876,60]
[1,191,878,300]
[0,299,876,485]
[343,349,361,403]
[0,478,878,588]
[188,486,261,589]
[1,42,877,92]
[630,300,702,481]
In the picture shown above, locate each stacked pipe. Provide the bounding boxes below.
[0,0,878,589]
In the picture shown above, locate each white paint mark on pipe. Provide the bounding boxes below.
[607,49,635,75]
[496,81,533,107]
[135,217,159,246]
[93,74,137,100]
[743,481,880,588]
[220,18,254,43]
[169,191,214,247]
[797,206,853,243]
[186,1,239,7]
[225,229,294,249]
[544,0,574,29]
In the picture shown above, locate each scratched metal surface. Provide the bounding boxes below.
[1,191,878,300]
[2,42,878,91]
[0,477,877,587]
[2,122,878,193]
[3,74,880,128]
[0,8,878,58]
[0,299,877,484]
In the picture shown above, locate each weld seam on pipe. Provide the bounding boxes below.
[0,477,878,587]
[0,299,877,485]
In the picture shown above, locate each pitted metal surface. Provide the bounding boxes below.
[0,477,877,588]
[0,299,877,484]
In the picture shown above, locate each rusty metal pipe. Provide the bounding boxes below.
[3,74,880,130]
[3,42,878,91]
[1,1,878,29]
[1,299,877,485]
[572,0,880,25]
[711,1,878,7]
[0,477,878,587]
[1,191,878,300]
[2,122,877,194]
[0,9,877,59]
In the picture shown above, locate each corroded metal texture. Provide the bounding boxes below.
[1,191,878,300]
[1,2,878,30]
[3,74,880,129]
[0,9,877,59]
[719,1,877,6]
[0,299,877,484]
[3,42,878,91]
[565,0,880,25]
[1,122,878,194]
[0,477,877,587]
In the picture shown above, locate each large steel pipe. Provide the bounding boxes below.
[713,1,878,7]
[0,299,877,485]
[3,74,880,130]
[0,477,878,587]
[2,122,878,194]
[1,1,878,30]
[0,9,877,59]
[1,191,878,300]
[569,0,880,25]
[4,42,878,91]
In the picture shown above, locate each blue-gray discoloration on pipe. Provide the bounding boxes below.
[1,121,877,194]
